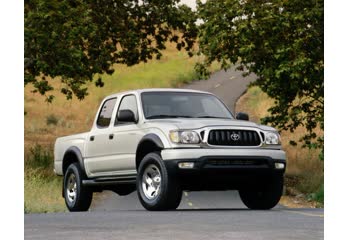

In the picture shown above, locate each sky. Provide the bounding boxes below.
[180,0,198,10]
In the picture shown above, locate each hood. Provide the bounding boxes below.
[145,118,276,132]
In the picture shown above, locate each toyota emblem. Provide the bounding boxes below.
[230,133,240,141]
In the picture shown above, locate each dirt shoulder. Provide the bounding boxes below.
[280,195,320,209]
[280,176,323,208]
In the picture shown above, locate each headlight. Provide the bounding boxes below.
[265,132,281,145]
[169,130,201,144]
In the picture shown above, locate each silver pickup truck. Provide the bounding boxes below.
[54,88,286,211]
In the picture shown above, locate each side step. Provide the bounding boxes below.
[82,176,136,186]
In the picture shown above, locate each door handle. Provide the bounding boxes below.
[90,136,95,141]
[109,134,114,140]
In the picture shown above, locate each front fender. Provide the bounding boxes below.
[138,133,164,149]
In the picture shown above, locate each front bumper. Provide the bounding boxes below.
[161,148,286,161]
[161,148,286,191]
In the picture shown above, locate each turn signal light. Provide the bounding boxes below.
[178,162,194,169]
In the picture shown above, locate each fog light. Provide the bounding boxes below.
[275,163,285,169]
[178,162,194,169]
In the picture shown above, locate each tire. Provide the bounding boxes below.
[239,175,283,210]
[63,162,93,212]
[137,152,182,211]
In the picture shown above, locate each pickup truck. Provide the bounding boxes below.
[54,88,286,211]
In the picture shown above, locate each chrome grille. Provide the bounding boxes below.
[207,129,261,146]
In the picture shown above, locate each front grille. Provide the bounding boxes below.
[207,129,261,146]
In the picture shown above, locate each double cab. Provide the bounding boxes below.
[54,89,286,211]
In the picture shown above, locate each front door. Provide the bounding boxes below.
[111,94,143,172]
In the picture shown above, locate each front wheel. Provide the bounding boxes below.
[239,175,284,210]
[63,162,93,212]
[137,152,182,211]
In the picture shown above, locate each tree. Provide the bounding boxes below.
[25,0,197,101]
[196,0,324,151]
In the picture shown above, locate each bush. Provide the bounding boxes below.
[309,183,324,206]
[26,144,53,171]
[46,114,59,126]
[171,70,201,87]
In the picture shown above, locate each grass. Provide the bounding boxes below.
[25,169,65,213]
[24,43,220,213]
[24,145,66,213]
[235,86,324,206]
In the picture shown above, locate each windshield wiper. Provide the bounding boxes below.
[147,115,192,119]
[196,115,231,119]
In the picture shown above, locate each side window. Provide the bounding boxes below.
[115,95,138,125]
[96,98,117,128]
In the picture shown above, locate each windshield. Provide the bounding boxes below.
[141,91,233,119]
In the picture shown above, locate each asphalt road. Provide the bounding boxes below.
[183,67,254,112]
[24,67,324,240]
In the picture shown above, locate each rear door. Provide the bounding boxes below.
[84,97,118,177]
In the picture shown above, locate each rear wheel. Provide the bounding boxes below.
[137,152,182,211]
[239,175,283,210]
[64,162,93,212]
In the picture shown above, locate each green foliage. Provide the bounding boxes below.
[197,0,324,152]
[308,183,324,206]
[46,114,59,126]
[24,203,29,214]
[25,0,197,102]
[172,69,203,86]
[26,144,53,170]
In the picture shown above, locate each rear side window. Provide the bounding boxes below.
[96,98,117,127]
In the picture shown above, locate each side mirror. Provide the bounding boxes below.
[236,112,249,121]
[117,109,137,123]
